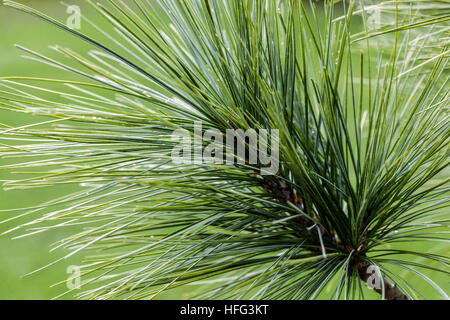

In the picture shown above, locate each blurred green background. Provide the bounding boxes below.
[0,0,448,299]
[0,0,86,299]
[0,0,201,299]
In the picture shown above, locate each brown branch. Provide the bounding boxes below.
[358,262,411,300]
[262,176,344,252]
[261,176,411,300]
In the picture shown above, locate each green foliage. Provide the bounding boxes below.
[0,0,448,299]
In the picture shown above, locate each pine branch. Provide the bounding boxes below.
[263,175,412,300]
[0,0,448,300]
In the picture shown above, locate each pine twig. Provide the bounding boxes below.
[358,262,410,300]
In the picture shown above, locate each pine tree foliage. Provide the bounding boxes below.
[0,0,448,299]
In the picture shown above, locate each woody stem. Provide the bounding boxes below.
[357,263,410,300]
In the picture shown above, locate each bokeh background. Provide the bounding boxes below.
[0,0,448,299]
[0,0,87,299]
